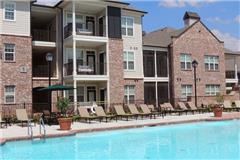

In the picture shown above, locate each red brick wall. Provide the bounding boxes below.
[108,38,124,104]
[0,35,32,114]
[170,21,225,106]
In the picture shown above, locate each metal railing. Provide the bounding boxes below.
[64,23,106,38]
[39,116,46,137]
[32,29,56,42]
[33,65,56,77]
[226,71,236,79]
[64,61,107,76]
[27,120,33,138]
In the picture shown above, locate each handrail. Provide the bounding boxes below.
[39,115,46,137]
[27,120,33,138]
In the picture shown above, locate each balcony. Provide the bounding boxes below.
[32,29,56,42]
[64,61,107,76]
[33,65,56,78]
[64,23,106,39]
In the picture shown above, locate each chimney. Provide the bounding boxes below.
[183,11,200,27]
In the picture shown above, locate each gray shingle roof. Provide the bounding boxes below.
[142,27,188,47]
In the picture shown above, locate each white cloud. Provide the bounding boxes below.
[234,15,240,24]
[207,17,231,24]
[212,29,240,52]
[159,0,217,8]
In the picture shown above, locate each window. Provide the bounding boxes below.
[124,85,135,104]
[4,85,15,104]
[205,85,220,96]
[180,54,191,70]
[121,17,133,36]
[4,2,16,21]
[77,86,84,102]
[124,51,134,70]
[4,44,15,61]
[181,85,192,98]
[205,56,219,71]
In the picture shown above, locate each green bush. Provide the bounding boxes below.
[56,97,70,117]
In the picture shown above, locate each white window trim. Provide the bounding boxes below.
[121,16,134,37]
[124,51,135,71]
[4,43,15,62]
[205,85,220,96]
[124,85,135,104]
[205,55,219,71]
[3,1,16,22]
[4,85,16,104]
[181,85,192,98]
[180,53,191,70]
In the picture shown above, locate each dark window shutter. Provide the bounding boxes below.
[108,6,122,38]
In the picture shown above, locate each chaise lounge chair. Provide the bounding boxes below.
[16,109,32,127]
[139,104,158,119]
[113,105,134,121]
[127,104,152,119]
[163,103,185,115]
[78,107,100,123]
[0,113,6,128]
[187,102,206,114]
[235,100,240,111]
[94,106,116,122]
[178,102,192,114]
[223,100,233,112]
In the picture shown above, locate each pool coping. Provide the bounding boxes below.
[1,115,240,146]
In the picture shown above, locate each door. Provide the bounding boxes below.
[87,86,96,102]
[99,53,106,75]
[87,52,95,74]
[99,17,104,36]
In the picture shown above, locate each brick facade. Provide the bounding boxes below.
[124,79,144,103]
[108,38,125,104]
[170,21,226,106]
[0,35,32,114]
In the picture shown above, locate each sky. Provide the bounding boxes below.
[37,0,240,52]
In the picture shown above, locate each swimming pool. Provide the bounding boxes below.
[1,120,240,160]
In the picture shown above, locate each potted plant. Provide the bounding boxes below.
[56,97,72,130]
[213,93,224,117]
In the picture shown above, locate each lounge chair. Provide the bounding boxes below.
[78,107,100,123]
[139,104,159,119]
[235,100,240,111]
[16,109,32,127]
[127,104,152,119]
[164,103,185,115]
[0,113,6,128]
[187,102,206,114]
[113,105,134,121]
[178,102,192,114]
[94,106,116,122]
[223,100,233,112]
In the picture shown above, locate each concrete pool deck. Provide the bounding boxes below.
[1,112,240,145]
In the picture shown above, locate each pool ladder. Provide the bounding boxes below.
[27,120,33,138]
[39,116,46,138]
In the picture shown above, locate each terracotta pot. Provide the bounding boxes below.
[213,107,223,117]
[58,118,72,130]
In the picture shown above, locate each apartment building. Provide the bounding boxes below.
[0,1,32,114]
[0,0,146,113]
[0,1,239,115]
[143,12,240,107]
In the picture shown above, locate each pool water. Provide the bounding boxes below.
[1,120,240,160]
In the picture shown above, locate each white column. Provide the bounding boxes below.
[155,81,158,107]
[154,51,157,78]
[73,80,77,112]
[235,63,238,86]
[73,40,77,76]
[72,1,76,36]
[105,6,108,37]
